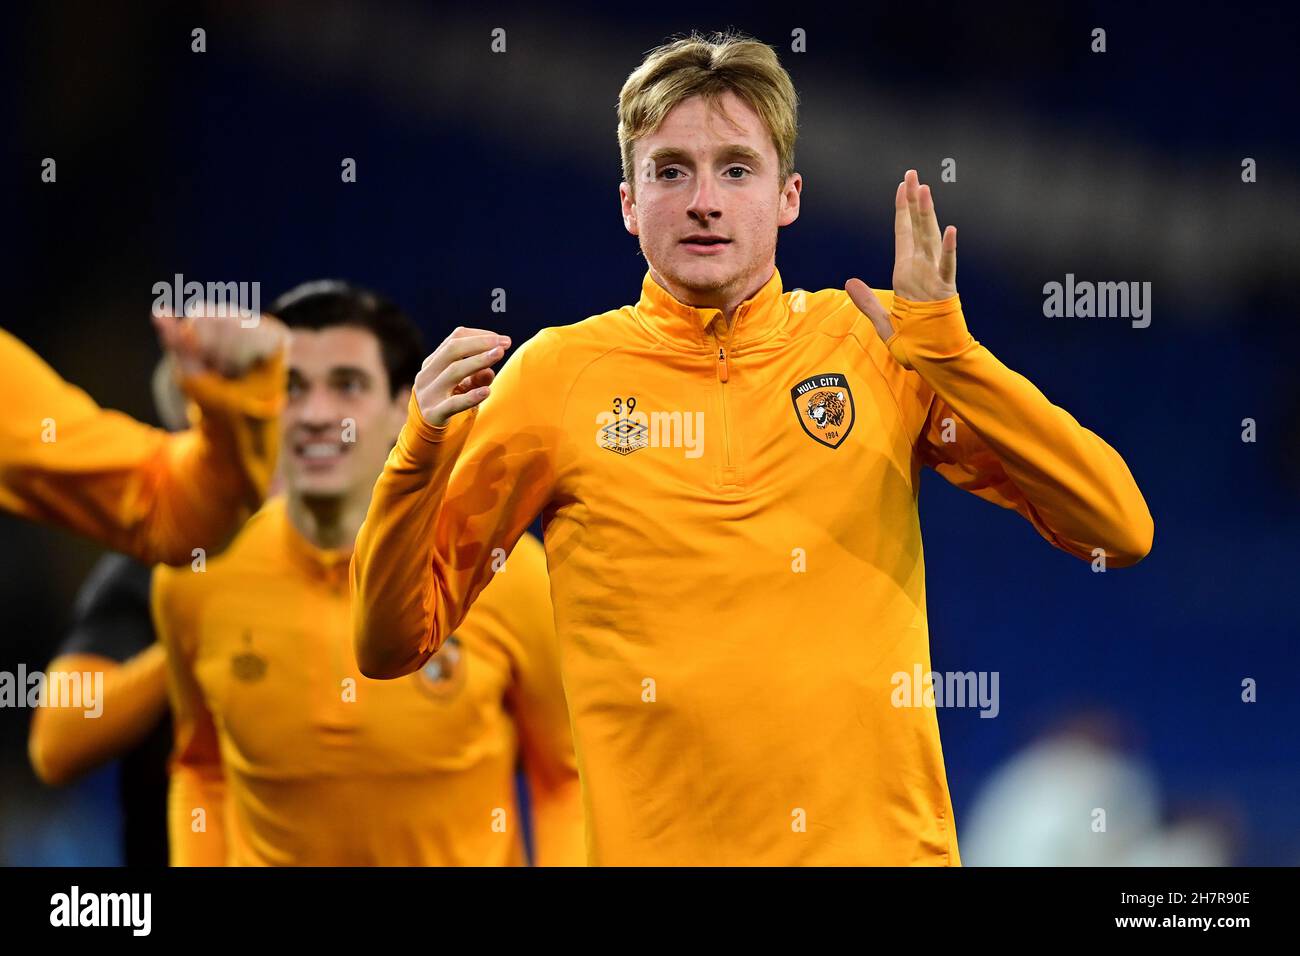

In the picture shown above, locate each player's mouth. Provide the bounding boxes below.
[292,438,350,470]
[680,235,731,255]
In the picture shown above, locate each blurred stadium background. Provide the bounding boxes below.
[3,0,1297,865]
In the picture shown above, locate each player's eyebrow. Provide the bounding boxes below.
[328,365,372,382]
[287,366,373,385]
[645,144,765,167]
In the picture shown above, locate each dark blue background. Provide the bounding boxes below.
[2,0,1296,864]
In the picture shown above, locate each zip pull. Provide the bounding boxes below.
[716,344,729,383]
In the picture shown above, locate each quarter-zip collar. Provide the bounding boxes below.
[633,266,789,351]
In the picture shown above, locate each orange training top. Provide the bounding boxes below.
[156,497,581,866]
[351,268,1153,865]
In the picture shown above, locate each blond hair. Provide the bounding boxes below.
[617,31,799,194]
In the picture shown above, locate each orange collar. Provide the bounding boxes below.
[632,266,790,350]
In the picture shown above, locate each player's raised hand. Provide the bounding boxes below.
[413,327,512,428]
[152,308,288,379]
[845,168,958,347]
[891,168,957,302]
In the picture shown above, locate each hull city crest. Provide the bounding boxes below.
[790,372,855,449]
[415,634,467,701]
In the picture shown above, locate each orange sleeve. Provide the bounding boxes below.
[884,295,1154,567]
[151,567,229,866]
[500,535,584,866]
[351,332,563,679]
[0,328,283,567]
[28,648,168,787]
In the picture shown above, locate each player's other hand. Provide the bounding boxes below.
[414,327,512,428]
[152,308,288,379]
[845,168,958,345]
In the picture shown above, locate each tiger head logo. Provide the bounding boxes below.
[415,634,466,701]
[805,390,846,430]
[790,373,855,449]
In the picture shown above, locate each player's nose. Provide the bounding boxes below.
[686,176,723,221]
[296,387,342,427]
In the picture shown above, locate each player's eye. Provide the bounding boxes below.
[336,376,365,395]
[659,167,684,181]
[724,166,750,179]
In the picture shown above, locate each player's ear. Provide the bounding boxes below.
[778,172,802,228]
[619,181,639,236]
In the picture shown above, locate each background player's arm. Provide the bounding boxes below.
[151,569,229,866]
[352,328,560,679]
[28,555,168,785]
[28,648,167,786]
[501,536,585,867]
[0,321,284,567]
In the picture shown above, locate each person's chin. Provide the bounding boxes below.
[670,255,738,292]
[290,471,349,499]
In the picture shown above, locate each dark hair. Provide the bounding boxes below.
[269,280,426,396]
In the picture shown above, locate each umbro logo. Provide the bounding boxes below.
[599,416,648,456]
[595,396,704,458]
[230,631,267,683]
